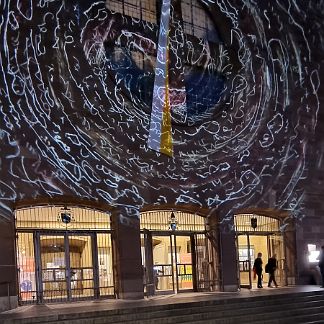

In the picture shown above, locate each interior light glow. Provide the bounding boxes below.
[308,244,320,263]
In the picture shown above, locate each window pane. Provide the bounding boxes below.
[181,0,220,42]
[106,0,156,23]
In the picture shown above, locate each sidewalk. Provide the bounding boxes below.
[1,286,323,322]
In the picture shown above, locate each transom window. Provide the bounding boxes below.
[15,205,111,230]
[140,210,206,232]
[106,0,157,23]
[234,214,280,233]
[181,0,220,42]
[106,0,220,43]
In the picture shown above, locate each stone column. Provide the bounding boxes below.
[219,230,238,292]
[207,210,238,292]
[111,208,144,299]
[206,213,220,291]
[0,216,18,311]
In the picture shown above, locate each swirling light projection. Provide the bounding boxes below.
[0,0,322,227]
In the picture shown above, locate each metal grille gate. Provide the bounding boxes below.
[234,213,286,289]
[16,206,115,304]
[140,210,219,295]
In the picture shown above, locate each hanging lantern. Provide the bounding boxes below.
[58,206,74,225]
[251,217,257,230]
[169,211,178,231]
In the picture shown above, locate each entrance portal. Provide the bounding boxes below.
[16,205,114,303]
[235,214,286,289]
[149,234,194,293]
[140,210,218,295]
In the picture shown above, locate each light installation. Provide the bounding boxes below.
[0,0,321,229]
[148,0,188,157]
[148,0,173,156]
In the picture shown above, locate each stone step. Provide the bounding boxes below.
[38,304,324,324]
[186,312,324,324]
[107,304,324,324]
[63,291,324,321]
[25,295,324,324]
[253,312,324,324]
[3,291,324,324]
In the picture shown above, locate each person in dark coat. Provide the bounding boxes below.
[267,254,278,287]
[253,252,263,288]
[318,246,324,288]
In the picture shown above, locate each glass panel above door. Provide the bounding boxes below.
[15,206,111,230]
[234,214,280,233]
[140,210,205,232]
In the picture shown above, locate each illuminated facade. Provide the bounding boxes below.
[0,0,324,310]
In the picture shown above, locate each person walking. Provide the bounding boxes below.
[253,252,263,288]
[267,254,278,287]
[318,246,324,288]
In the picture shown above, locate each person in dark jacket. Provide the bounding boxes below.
[253,252,263,288]
[267,254,278,287]
[318,246,324,288]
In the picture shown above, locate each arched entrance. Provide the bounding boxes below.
[15,205,114,303]
[235,213,289,289]
[140,210,219,296]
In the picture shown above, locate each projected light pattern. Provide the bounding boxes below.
[0,0,322,227]
[148,0,173,156]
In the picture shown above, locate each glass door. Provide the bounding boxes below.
[151,234,175,294]
[36,232,95,302]
[237,233,287,289]
[97,233,114,297]
[268,234,286,286]
[249,235,268,288]
[17,232,37,303]
[175,235,194,291]
[195,233,212,291]
[142,232,208,295]
[68,234,94,299]
[37,234,68,302]
[237,234,252,289]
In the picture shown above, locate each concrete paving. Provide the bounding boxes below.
[1,285,323,322]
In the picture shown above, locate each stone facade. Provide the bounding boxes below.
[0,0,324,308]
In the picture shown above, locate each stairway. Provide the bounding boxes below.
[1,290,324,324]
